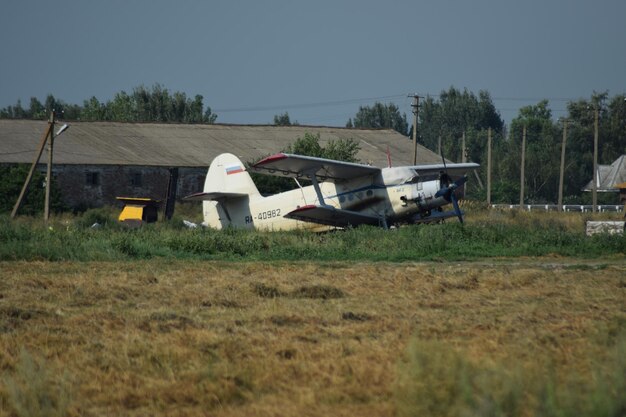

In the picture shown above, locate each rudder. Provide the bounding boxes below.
[203,153,260,197]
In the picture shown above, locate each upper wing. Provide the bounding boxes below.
[410,162,480,177]
[184,191,248,201]
[250,153,380,182]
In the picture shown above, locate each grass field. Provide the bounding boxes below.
[1,208,625,262]
[1,259,624,416]
[1,208,624,416]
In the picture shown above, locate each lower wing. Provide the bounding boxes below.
[285,205,382,228]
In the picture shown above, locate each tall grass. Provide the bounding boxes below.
[0,210,624,261]
[2,350,73,417]
[395,335,626,417]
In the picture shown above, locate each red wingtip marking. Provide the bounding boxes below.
[253,153,288,167]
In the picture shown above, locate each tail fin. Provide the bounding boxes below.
[203,153,260,197]
[199,153,260,229]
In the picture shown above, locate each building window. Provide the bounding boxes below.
[86,172,100,186]
[130,172,142,187]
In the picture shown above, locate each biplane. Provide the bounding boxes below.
[185,152,479,231]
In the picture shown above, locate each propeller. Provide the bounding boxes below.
[435,151,466,224]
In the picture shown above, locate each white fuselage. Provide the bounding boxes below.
[203,168,447,231]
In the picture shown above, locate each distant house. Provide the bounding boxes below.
[583,155,626,192]
[0,120,442,211]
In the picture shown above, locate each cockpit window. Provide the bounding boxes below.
[403,175,420,184]
[380,167,420,186]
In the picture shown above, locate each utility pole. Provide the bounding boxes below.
[558,119,568,212]
[44,111,56,223]
[12,113,68,221]
[519,124,526,208]
[437,135,442,156]
[461,130,467,195]
[461,130,466,163]
[409,94,420,165]
[592,107,599,213]
[164,167,179,220]
[11,115,54,219]
[487,127,492,206]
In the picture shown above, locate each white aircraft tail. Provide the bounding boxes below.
[195,153,260,229]
[203,153,260,197]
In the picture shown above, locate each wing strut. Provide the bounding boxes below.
[308,170,330,208]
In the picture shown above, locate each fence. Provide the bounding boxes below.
[490,204,624,213]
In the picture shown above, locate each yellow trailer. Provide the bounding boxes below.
[116,197,160,225]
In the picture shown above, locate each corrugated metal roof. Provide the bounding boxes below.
[0,120,442,168]
[583,155,626,192]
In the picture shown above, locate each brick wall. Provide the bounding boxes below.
[46,165,206,210]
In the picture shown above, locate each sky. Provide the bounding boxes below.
[1,0,625,127]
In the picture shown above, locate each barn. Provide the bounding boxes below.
[0,120,442,211]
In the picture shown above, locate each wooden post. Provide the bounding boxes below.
[558,119,567,211]
[461,130,467,195]
[461,130,466,163]
[164,167,179,220]
[519,124,526,208]
[592,108,598,213]
[410,95,419,165]
[44,111,56,222]
[11,119,54,219]
[487,127,492,206]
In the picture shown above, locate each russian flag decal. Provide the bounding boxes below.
[226,165,244,175]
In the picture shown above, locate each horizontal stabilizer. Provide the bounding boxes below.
[285,205,382,228]
[184,191,248,201]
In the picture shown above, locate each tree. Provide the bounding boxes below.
[0,165,64,215]
[284,132,324,157]
[203,106,217,124]
[350,102,408,136]
[108,91,134,121]
[28,97,46,119]
[82,96,107,121]
[0,84,219,124]
[506,100,560,203]
[561,91,622,201]
[324,138,361,163]
[273,112,292,126]
[419,87,504,163]
[251,132,361,195]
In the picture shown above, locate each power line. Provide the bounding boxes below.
[213,93,589,115]
[213,94,406,113]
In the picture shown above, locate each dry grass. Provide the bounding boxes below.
[0,259,624,416]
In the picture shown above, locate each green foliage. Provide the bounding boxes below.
[350,102,409,136]
[419,88,625,204]
[284,132,324,157]
[419,87,504,159]
[251,132,361,194]
[75,207,119,228]
[0,84,218,124]
[506,100,562,203]
[0,212,623,262]
[273,112,298,126]
[0,165,64,215]
[323,137,361,163]
[284,132,361,162]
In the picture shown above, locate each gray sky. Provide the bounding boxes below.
[1,0,625,126]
